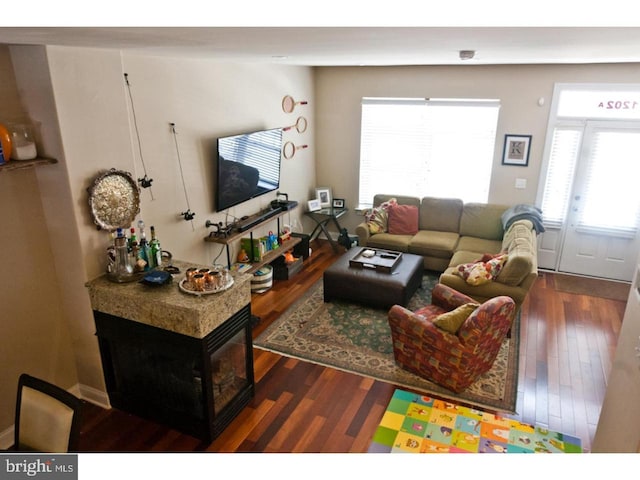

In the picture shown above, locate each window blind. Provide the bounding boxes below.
[576,128,640,237]
[540,126,583,228]
[358,97,500,206]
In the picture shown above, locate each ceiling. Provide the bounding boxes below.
[1,27,640,66]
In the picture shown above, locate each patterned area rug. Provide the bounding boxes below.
[368,389,582,453]
[254,273,520,413]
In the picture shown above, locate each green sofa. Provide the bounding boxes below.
[355,194,538,309]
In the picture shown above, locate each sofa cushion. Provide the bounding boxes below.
[497,237,534,285]
[366,233,412,252]
[419,197,463,232]
[453,254,508,286]
[432,303,480,334]
[460,203,508,240]
[440,269,529,307]
[502,219,534,251]
[373,194,421,208]
[455,236,503,256]
[388,204,419,235]
[449,250,483,267]
[409,230,459,259]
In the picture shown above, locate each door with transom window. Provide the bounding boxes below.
[538,85,640,282]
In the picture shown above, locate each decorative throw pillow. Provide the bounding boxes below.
[433,303,480,334]
[453,254,508,286]
[365,198,397,234]
[387,204,419,235]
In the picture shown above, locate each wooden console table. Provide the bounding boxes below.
[86,260,254,442]
[204,208,301,273]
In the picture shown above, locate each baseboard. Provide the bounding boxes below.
[76,383,111,409]
[0,426,14,450]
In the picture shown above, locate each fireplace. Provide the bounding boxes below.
[94,303,254,442]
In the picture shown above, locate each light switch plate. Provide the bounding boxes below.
[515,178,527,189]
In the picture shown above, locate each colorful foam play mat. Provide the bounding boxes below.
[368,389,582,453]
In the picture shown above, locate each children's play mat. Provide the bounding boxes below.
[368,389,582,453]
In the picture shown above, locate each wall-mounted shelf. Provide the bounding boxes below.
[0,157,57,173]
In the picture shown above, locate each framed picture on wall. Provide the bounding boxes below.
[315,187,332,208]
[502,134,532,166]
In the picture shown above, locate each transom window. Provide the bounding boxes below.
[358,97,500,206]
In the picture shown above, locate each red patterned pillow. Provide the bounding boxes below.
[453,254,508,286]
[388,204,419,235]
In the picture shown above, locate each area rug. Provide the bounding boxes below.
[553,273,630,302]
[254,274,520,413]
[368,389,582,453]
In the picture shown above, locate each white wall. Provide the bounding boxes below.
[46,48,315,280]
[314,63,640,232]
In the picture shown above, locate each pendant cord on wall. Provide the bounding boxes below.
[170,123,196,230]
[124,73,154,199]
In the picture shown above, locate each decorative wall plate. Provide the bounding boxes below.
[87,168,141,231]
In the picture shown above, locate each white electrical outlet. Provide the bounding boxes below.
[515,178,527,189]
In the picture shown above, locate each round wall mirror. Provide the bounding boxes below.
[87,168,140,231]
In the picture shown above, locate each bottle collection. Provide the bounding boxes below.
[106,220,162,282]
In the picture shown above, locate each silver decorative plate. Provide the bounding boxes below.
[87,168,140,231]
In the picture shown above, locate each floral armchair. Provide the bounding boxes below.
[388,283,516,393]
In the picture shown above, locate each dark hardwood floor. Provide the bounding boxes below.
[77,239,626,453]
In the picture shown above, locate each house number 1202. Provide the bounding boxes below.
[598,100,639,110]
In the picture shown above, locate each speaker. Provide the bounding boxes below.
[291,232,310,260]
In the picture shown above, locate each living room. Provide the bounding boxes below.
[1,12,639,472]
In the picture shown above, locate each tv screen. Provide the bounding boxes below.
[215,128,282,211]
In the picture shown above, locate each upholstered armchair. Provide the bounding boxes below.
[388,283,516,393]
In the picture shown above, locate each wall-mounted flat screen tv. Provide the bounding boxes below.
[215,127,282,211]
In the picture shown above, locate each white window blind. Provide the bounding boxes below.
[539,126,583,228]
[577,128,640,236]
[358,98,500,206]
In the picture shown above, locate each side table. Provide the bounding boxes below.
[305,207,348,252]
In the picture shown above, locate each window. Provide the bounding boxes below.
[358,97,500,206]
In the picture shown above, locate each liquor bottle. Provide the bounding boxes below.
[128,227,139,263]
[127,227,136,252]
[149,226,162,268]
[137,220,152,270]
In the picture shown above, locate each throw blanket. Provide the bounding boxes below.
[502,204,546,234]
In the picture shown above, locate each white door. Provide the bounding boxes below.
[558,122,640,281]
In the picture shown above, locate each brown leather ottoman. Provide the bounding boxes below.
[323,249,423,308]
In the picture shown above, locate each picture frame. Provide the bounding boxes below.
[502,134,532,166]
[307,198,321,212]
[315,187,332,208]
[332,198,345,209]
